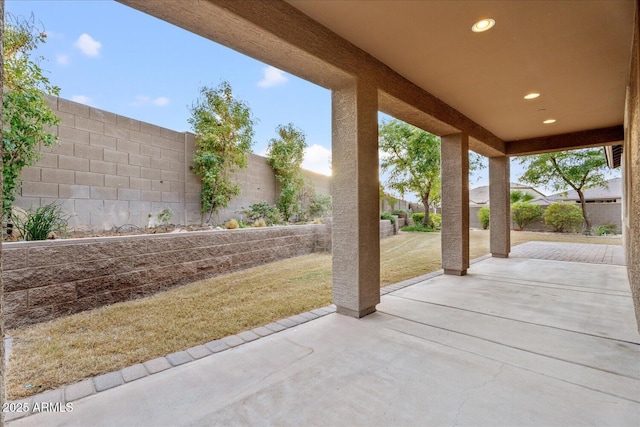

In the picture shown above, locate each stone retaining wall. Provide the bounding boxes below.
[4,225,323,328]
[4,220,397,328]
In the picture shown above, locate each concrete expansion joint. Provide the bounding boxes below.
[4,304,337,423]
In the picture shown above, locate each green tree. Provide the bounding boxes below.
[379,119,441,227]
[510,190,535,204]
[267,123,307,221]
[543,202,583,232]
[3,14,60,216]
[188,81,255,223]
[518,149,610,234]
[511,201,543,230]
[379,119,484,227]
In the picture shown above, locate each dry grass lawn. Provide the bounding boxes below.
[7,230,621,399]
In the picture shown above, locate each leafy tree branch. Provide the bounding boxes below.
[3,13,60,217]
[267,123,307,221]
[188,81,255,223]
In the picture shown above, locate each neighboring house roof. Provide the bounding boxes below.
[469,183,545,205]
[547,177,622,202]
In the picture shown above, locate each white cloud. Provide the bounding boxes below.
[257,66,288,88]
[71,95,93,106]
[131,95,170,107]
[153,97,170,106]
[74,33,102,57]
[302,144,332,176]
[56,54,69,66]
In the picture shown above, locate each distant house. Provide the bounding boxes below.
[545,177,622,204]
[469,178,622,231]
[469,182,545,206]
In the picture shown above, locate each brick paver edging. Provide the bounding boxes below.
[5,305,339,423]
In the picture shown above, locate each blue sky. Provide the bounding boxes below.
[6,0,334,175]
[5,1,619,200]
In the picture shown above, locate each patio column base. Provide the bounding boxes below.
[492,254,509,259]
[444,269,467,276]
[336,305,377,318]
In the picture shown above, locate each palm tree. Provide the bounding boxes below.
[510,190,535,204]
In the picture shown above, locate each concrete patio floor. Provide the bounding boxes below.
[9,242,640,426]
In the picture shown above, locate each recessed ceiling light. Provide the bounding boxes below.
[472,18,495,33]
[543,119,556,124]
[524,93,540,100]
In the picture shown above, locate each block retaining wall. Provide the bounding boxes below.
[4,220,397,328]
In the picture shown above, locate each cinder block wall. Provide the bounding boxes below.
[16,96,334,230]
[16,97,198,230]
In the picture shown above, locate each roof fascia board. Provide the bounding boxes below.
[506,126,624,156]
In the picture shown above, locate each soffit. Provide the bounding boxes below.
[288,0,634,143]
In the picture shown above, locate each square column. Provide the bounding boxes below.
[441,133,470,276]
[331,79,380,317]
[489,156,511,258]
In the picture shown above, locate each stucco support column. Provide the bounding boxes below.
[489,156,511,258]
[331,79,380,318]
[441,133,470,276]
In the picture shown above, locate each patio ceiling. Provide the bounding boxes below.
[288,0,633,154]
[118,0,634,156]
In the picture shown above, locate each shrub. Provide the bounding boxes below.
[542,202,583,232]
[401,224,435,232]
[157,208,173,230]
[595,223,617,236]
[429,213,442,230]
[12,203,69,241]
[478,206,490,229]
[241,202,281,225]
[411,212,425,224]
[225,219,239,229]
[308,193,332,218]
[254,219,267,227]
[511,202,542,230]
[410,212,440,229]
[380,212,396,224]
[393,209,408,216]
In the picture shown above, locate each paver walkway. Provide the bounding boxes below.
[510,241,625,265]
